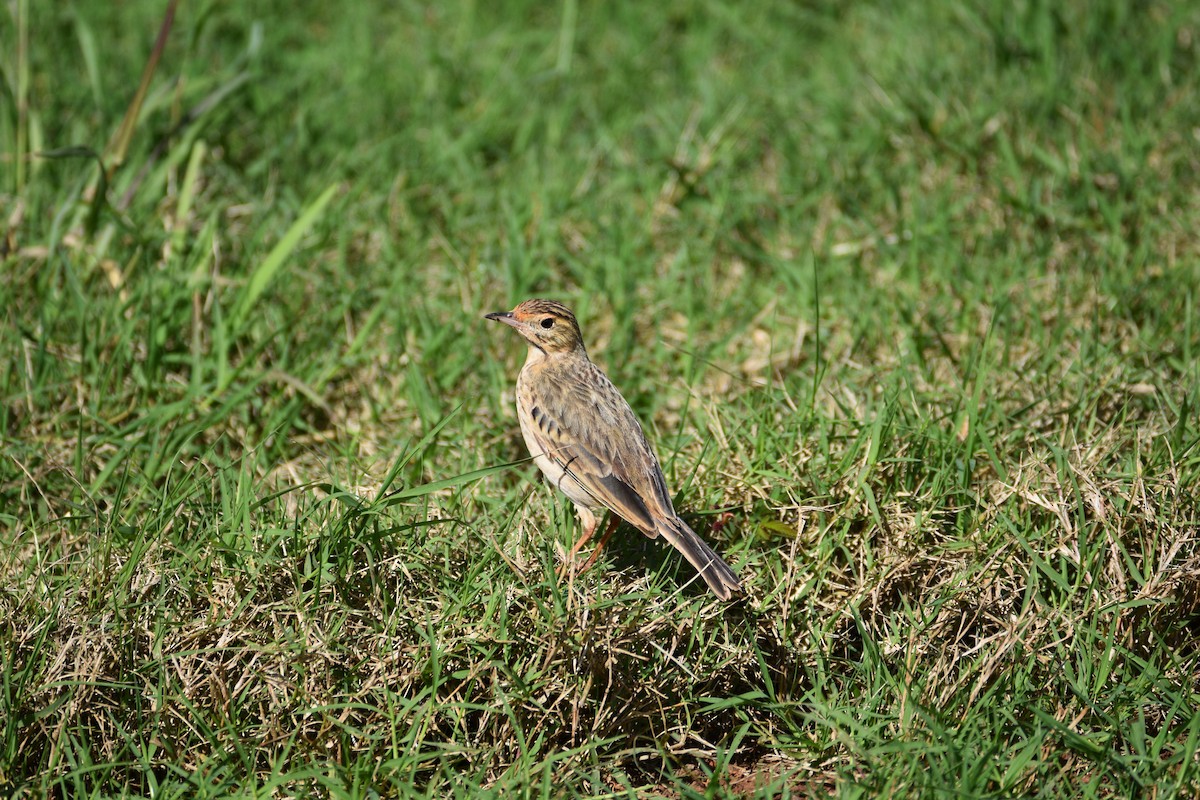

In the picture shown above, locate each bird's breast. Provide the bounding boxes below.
[516,367,599,511]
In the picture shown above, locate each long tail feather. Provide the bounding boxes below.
[656,517,740,600]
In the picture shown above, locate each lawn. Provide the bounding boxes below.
[2,0,1199,796]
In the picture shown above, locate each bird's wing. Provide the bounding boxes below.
[525,360,677,536]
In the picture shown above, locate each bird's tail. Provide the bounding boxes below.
[656,517,741,600]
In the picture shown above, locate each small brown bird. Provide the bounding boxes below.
[485,299,741,600]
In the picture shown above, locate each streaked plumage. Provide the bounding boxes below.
[485,299,741,600]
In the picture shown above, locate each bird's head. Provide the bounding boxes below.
[485,299,585,355]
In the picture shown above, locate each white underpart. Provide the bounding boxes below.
[517,347,598,511]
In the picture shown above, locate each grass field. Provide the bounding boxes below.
[3,0,1200,796]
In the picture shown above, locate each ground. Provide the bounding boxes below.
[2,0,1199,797]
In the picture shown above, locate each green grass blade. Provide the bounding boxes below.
[230,182,339,331]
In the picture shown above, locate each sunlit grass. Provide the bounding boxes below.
[2,0,1198,796]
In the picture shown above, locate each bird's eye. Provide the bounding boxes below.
[540,318,555,329]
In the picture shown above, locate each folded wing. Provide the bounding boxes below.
[526,361,675,538]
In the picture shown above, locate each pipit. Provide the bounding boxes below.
[485,299,741,600]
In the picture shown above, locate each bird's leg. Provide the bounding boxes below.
[558,507,599,580]
[578,514,620,573]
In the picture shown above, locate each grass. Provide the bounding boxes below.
[2,0,1199,796]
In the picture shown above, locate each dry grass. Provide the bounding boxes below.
[4,0,1200,796]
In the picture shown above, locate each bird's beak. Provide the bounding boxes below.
[484,311,519,328]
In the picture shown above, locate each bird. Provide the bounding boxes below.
[485,299,741,600]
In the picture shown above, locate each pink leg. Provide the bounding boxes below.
[578,514,621,573]
[558,507,599,580]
